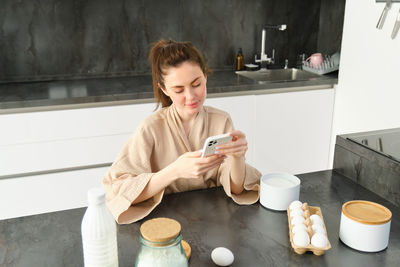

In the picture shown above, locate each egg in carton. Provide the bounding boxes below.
[287,201,331,255]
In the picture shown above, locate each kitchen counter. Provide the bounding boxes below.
[0,70,337,114]
[0,170,399,266]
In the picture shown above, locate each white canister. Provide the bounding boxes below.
[259,173,300,211]
[339,200,392,252]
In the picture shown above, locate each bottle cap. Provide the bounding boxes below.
[87,187,106,205]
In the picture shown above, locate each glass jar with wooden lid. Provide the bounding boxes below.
[135,217,189,267]
[339,200,392,252]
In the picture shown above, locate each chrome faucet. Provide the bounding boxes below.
[255,24,287,69]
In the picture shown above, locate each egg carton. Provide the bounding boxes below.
[302,61,339,75]
[287,203,331,255]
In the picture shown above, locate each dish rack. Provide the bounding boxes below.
[302,57,339,75]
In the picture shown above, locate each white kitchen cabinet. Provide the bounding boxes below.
[1,90,333,177]
[0,103,154,176]
[0,87,334,219]
[207,89,335,175]
[0,103,155,220]
[0,166,109,220]
[253,89,335,175]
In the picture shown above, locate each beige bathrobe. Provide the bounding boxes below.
[103,104,261,224]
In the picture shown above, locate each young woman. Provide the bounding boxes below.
[103,39,261,224]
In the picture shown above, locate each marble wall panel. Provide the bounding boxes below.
[318,0,346,55]
[0,0,344,82]
[333,145,362,183]
[334,136,400,207]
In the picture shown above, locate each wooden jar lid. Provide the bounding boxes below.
[140,217,181,242]
[342,200,392,225]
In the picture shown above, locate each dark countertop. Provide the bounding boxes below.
[1,170,399,266]
[0,70,337,114]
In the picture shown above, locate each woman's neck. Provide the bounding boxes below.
[182,113,198,137]
[175,108,198,137]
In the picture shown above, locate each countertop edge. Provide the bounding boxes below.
[0,83,335,115]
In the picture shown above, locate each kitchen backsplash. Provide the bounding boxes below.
[317,0,346,55]
[0,0,344,82]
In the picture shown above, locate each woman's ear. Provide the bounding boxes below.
[158,83,169,96]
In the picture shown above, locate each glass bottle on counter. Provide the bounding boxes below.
[81,187,119,267]
[135,217,188,267]
[235,48,244,71]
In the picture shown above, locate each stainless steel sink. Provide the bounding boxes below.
[236,68,321,84]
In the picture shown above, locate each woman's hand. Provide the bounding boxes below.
[133,151,224,205]
[171,151,226,179]
[215,130,248,158]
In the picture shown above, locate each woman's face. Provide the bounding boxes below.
[160,61,207,120]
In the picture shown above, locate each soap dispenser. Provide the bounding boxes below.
[235,48,244,71]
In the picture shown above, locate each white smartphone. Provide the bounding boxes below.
[201,133,233,157]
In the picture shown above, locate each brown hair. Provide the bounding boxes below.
[149,39,210,109]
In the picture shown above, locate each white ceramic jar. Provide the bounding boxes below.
[259,173,300,211]
[339,200,392,252]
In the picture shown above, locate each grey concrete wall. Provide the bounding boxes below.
[0,0,344,82]
[318,0,346,55]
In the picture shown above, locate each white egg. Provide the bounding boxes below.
[290,208,304,218]
[293,230,310,247]
[289,200,303,211]
[311,224,325,235]
[211,247,234,266]
[311,233,329,248]
[310,214,323,226]
[291,215,305,226]
[291,224,307,234]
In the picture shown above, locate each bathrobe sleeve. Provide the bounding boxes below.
[102,124,164,224]
[217,115,261,204]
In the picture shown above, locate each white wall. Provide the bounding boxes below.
[333,0,400,135]
[329,0,400,167]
